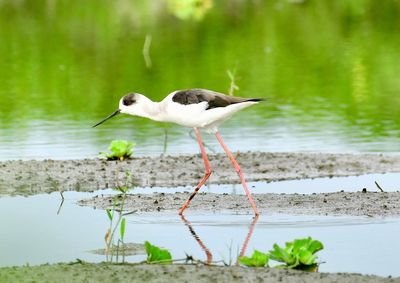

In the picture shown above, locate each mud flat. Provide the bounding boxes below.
[80,191,400,217]
[0,263,398,283]
[1,152,400,196]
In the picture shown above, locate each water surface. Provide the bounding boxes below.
[1,171,400,276]
[0,1,400,159]
[1,191,399,277]
[131,172,400,195]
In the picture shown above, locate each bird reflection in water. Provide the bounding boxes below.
[180,215,259,265]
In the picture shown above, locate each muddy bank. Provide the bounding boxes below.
[0,263,398,283]
[1,152,400,196]
[80,191,400,217]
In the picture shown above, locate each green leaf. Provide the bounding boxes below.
[293,238,309,253]
[117,186,129,194]
[144,241,172,264]
[268,244,295,265]
[239,250,269,267]
[120,218,126,241]
[106,209,113,221]
[298,250,316,265]
[308,239,324,254]
[268,237,324,271]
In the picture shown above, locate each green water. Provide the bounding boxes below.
[0,0,399,159]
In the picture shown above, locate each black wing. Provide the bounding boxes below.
[172,89,261,110]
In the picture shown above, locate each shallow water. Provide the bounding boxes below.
[1,1,400,160]
[128,172,400,195]
[1,179,400,277]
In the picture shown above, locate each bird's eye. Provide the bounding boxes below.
[122,94,136,106]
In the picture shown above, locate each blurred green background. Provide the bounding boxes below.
[0,0,399,159]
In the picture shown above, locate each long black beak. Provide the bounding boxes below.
[92,109,121,128]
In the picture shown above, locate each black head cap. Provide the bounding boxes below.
[122,93,136,106]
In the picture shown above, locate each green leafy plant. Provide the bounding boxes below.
[268,237,323,271]
[238,237,323,272]
[100,140,135,161]
[238,250,269,267]
[104,171,133,263]
[144,241,172,264]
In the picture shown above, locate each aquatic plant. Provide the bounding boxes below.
[104,171,133,262]
[268,237,323,271]
[100,140,135,161]
[144,241,172,264]
[239,237,323,272]
[238,250,269,267]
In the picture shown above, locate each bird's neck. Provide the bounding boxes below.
[134,97,165,122]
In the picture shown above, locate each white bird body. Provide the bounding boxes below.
[118,89,260,132]
[93,88,262,216]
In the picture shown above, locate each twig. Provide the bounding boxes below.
[374,181,384,192]
[143,34,152,69]
[67,258,86,265]
[57,191,65,215]
[122,210,137,216]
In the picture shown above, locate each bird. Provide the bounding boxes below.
[93,88,262,216]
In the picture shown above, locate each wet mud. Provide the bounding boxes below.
[0,262,398,283]
[1,152,400,196]
[80,191,400,217]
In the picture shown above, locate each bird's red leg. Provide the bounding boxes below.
[214,131,259,216]
[179,128,211,215]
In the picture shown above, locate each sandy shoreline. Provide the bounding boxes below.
[1,152,400,196]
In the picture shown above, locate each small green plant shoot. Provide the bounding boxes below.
[104,171,133,263]
[144,241,172,264]
[100,140,135,161]
[268,237,323,271]
[238,250,269,267]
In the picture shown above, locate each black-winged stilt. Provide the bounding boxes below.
[93,89,262,216]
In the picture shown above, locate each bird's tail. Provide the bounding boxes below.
[245,98,264,102]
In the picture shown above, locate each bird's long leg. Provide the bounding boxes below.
[179,128,212,215]
[214,131,259,216]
